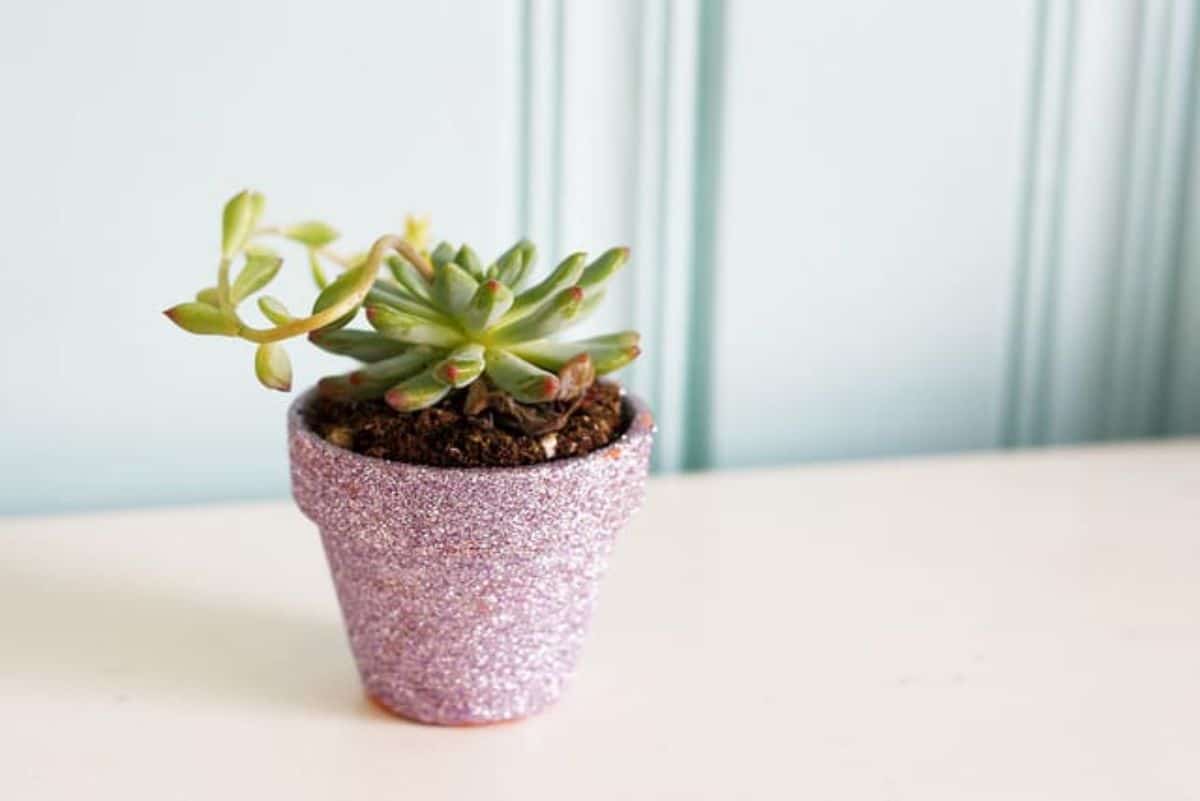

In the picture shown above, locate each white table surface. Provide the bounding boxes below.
[2,439,1199,799]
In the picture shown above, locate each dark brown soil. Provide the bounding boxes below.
[304,382,625,467]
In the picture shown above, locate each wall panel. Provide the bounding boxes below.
[709,0,1035,468]
[2,0,1197,513]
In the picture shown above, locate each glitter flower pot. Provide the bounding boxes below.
[288,388,654,725]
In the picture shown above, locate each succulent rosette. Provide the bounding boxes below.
[165,190,641,426]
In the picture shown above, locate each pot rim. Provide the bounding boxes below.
[288,384,654,478]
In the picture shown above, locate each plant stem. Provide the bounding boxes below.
[216,256,234,316]
[232,236,432,344]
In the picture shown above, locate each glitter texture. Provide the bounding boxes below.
[288,389,654,725]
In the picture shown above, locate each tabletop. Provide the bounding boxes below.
[2,439,1199,799]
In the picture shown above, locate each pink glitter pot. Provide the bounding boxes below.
[288,388,654,725]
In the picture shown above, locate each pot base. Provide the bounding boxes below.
[365,691,540,727]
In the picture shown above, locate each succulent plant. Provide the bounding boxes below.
[165,190,641,418]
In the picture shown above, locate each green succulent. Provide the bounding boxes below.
[164,190,641,412]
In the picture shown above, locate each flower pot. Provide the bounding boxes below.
[288,388,654,725]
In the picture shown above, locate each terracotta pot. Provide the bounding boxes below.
[288,388,654,725]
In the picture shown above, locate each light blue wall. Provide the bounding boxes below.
[0,0,525,515]
[1,0,1198,515]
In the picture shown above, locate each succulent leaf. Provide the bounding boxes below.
[430,242,456,270]
[384,366,452,412]
[433,260,479,315]
[491,286,584,345]
[504,252,586,321]
[221,190,263,258]
[231,247,284,303]
[453,244,485,280]
[308,328,415,362]
[433,343,486,388]
[516,240,537,273]
[461,280,514,332]
[316,373,376,401]
[254,342,292,391]
[195,286,220,306]
[311,264,368,331]
[510,331,641,374]
[386,255,435,303]
[579,330,641,348]
[164,302,238,336]
[489,240,535,290]
[483,349,560,403]
[366,304,465,348]
[357,348,441,389]
[318,347,440,401]
[257,295,294,325]
[578,246,630,292]
[367,280,446,320]
[357,346,442,380]
[487,241,519,280]
[282,221,339,248]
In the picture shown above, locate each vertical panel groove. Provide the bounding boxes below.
[516,0,564,255]
[1125,7,1171,433]
[682,0,726,470]
[650,1,674,471]
[630,0,673,471]
[1002,0,1050,447]
[518,0,533,235]
[549,0,565,261]
[1159,2,1200,431]
[1099,0,1148,441]
[1002,0,1077,448]
[1032,0,1078,443]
